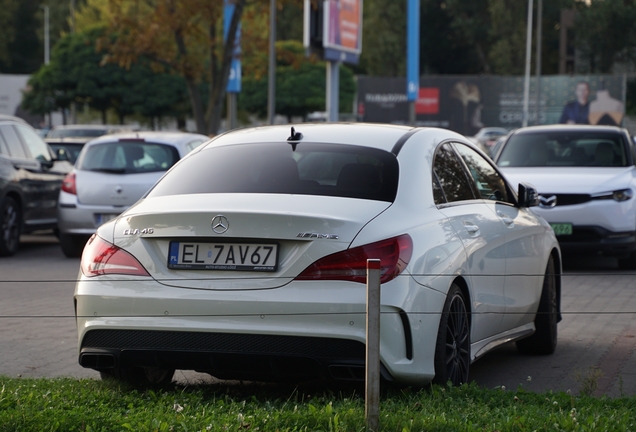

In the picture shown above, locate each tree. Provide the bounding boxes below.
[359,0,406,76]
[240,40,355,121]
[22,27,189,126]
[0,0,19,68]
[574,0,636,73]
[98,0,245,135]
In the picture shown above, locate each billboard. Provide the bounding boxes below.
[304,0,362,64]
[357,75,626,136]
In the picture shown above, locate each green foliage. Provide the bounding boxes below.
[0,0,19,67]
[21,26,189,125]
[359,0,406,77]
[574,0,636,73]
[1,378,636,431]
[240,41,355,120]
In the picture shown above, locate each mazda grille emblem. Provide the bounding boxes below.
[539,195,557,208]
[211,215,229,234]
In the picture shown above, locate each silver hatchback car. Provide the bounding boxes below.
[57,131,209,257]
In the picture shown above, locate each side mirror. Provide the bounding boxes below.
[518,182,539,208]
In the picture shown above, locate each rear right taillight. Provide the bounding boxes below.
[296,234,413,284]
[81,234,150,277]
[61,172,76,195]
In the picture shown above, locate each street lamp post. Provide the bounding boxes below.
[522,0,533,128]
[41,5,50,65]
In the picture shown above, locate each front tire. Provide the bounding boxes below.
[432,284,470,386]
[516,256,558,355]
[0,196,20,257]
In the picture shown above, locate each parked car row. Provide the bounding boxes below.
[4,115,628,388]
[0,114,208,257]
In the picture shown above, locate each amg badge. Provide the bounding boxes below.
[297,232,339,239]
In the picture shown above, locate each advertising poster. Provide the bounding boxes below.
[323,0,362,63]
[357,75,625,136]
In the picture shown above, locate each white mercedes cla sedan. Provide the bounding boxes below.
[75,123,562,387]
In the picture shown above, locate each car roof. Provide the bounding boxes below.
[207,123,419,152]
[511,124,627,135]
[84,130,210,147]
[0,114,29,125]
[49,124,131,130]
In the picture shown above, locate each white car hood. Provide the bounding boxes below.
[500,166,635,194]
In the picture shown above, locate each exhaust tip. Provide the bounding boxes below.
[79,353,116,369]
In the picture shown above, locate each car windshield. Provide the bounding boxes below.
[497,131,630,167]
[77,141,180,174]
[147,142,399,202]
[47,128,109,139]
[48,143,84,164]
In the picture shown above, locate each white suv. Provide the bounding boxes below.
[494,124,636,268]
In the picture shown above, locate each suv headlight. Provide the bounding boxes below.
[592,188,633,202]
[612,189,633,202]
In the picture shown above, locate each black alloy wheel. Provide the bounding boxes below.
[433,284,470,386]
[0,196,20,257]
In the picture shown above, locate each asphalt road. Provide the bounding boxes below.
[1,234,636,397]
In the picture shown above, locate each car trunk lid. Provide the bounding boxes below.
[113,193,392,290]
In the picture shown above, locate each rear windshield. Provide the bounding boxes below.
[147,142,399,202]
[77,141,180,174]
[497,131,630,167]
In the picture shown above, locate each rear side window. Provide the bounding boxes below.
[147,142,399,202]
[15,124,52,162]
[0,125,27,158]
[77,141,180,174]
[432,143,475,204]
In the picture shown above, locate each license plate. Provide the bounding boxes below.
[95,213,119,226]
[550,223,573,236]
[167,241,278,271]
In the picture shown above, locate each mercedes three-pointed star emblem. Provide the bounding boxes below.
[211,215,229,234]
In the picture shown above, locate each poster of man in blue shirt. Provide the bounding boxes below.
[560,81,590,124]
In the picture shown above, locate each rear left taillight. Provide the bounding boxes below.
[81,234,150,277]
[296,234,413,284]
[61,172,76,195]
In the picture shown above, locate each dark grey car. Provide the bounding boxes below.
[0,115,72,256]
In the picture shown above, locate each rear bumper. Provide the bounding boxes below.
[74,277,446,385]
[78,330,393,382]
[58,196,126,235]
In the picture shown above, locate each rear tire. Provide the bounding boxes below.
[59,233,90,258]
[0,196,20,257]
[516,257,558,355]
[432,284,470,386]
[100,366,175,387]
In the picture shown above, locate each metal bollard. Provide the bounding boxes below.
[366,259,381,432]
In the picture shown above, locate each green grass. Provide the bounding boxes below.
[1,377,636,431]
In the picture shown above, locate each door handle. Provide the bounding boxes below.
[497,211,514,226]
[463,221,480,235]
